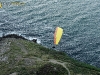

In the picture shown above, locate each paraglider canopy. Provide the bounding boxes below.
[54,27,63,45]
[0,1,25,8]
[0,2,2,8]
[11,1,25,5]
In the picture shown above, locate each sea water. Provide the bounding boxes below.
[0,0,100,68]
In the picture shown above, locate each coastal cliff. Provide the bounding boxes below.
[0,34,100,75]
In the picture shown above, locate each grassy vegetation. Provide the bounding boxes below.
[0,37,100,75]
[20,39,100,72]
[16,39,100,74]
[37,63,68,75]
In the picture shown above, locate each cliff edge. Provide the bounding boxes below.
[0,34,100,75]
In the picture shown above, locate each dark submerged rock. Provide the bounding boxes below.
[32,39,37,43]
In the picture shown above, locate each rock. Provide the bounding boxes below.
[52,46,55,48]
[32,39,37,43]
[9,72,17,75]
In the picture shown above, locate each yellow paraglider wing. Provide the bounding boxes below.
[54,27,63,45]
[11,1,25,5]
[0,1,25,8]
[0,2,2,8]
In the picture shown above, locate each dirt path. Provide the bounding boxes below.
[49,59,71,75]
[16,41,28,54]
[34,58,71,75]
[12,38,28,55]
[0,39,11,61]
[0,39,10,55]
[29,57,71,75]
[0,38,70,75]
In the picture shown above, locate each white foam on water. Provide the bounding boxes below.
[0,10,6,12]
[5,31,21,36]
[37,39,41,44]
[28,36,41,44]
[22,0,32,3]
[0,33,3,37]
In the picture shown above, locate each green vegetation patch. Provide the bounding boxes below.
[1,38,100,75]
[37,63,68,75]
[9,41,24,55]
